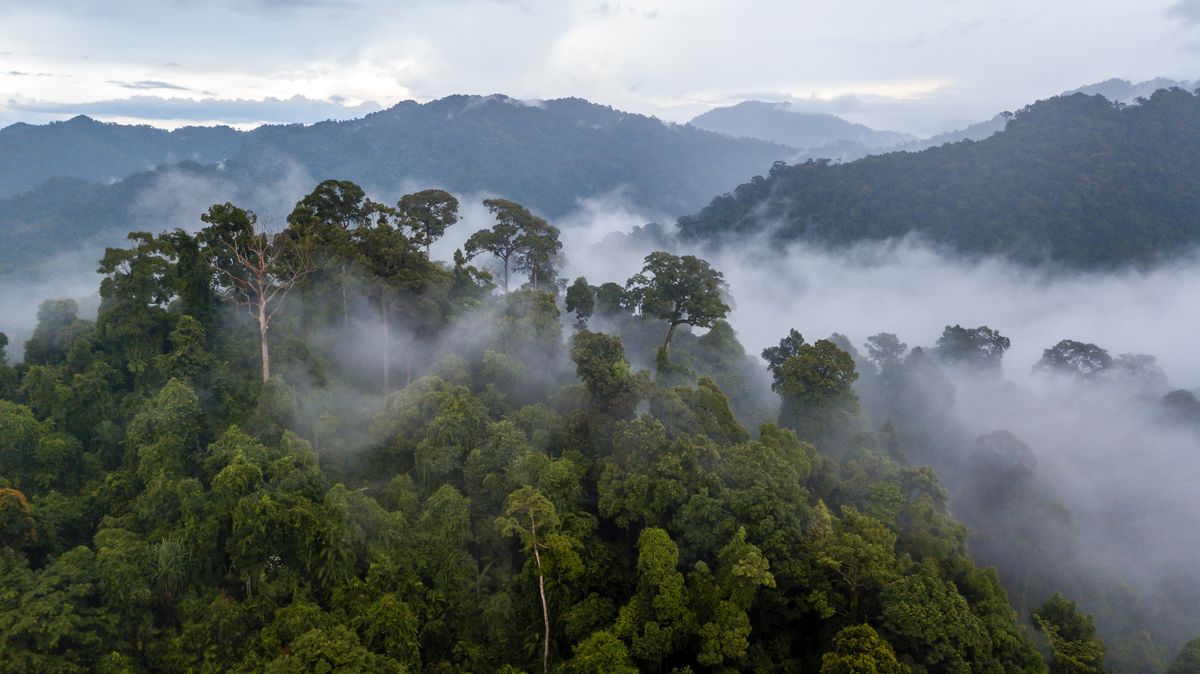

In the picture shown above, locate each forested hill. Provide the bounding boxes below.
[0,116,243,198]
[677,88,1200,268]
[0,95,789,215]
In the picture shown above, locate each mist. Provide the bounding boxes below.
[6,177,1200,651]
[553,197,1200,649]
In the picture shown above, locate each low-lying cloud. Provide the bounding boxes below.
[6,94,384,125]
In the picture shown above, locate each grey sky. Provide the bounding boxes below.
[0,0,1197,134]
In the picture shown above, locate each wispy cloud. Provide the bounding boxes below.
[109,79,190,91]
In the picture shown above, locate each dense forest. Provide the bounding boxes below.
[0,95,790,277]
[3,178,1199,672]
[678,88,1200,268]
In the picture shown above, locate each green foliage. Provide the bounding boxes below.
[1033,593,1107,674]
[821,624,908,674]
[0,187,1057,673]
[1169,638,1200,674]
[625,251,730,354]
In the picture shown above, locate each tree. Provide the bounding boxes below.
[496,485,561,674]
[564,630,638,674]
[1034,340,1112,379]
[465,198,546,293]
[515,220,563,291]
[24,299,82,366]
[352,214,435,392]
[570,331,642,418]
[397,188,459,256]
[865,333,907,370]
[821,624,907,674]
[762,328,805,390]
[615,527,693,667]
[625,251,730,355]
[1169,637,1200,674]
[1032,593,1106,674]
[934,325,1010,372]
[776,339,860,444]
[202,204,314,382]
[565,277,595,329]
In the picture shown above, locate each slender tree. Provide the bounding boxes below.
[203,205,313,383]
[496,485,560,674]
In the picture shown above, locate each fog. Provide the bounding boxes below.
[4,181,1199,648]
[553,196,1200,648]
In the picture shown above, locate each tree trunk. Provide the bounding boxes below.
[531,514,550,674]
[663,322,678,354]
[503,257,510,293]
[258,300,270,383]
[532,265,538,291]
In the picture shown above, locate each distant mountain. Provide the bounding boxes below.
[688,101,912,151]
[677,88,1200,268]
[1065,77,1196,103]
[894,114,1010,152]
[0,95,792,276]
[0,116,243,198]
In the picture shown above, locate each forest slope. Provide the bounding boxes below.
[678,88,1200,268]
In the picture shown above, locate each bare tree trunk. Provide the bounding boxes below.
[503,257,510,293]
[258,300,270,383]
[532,265,538,291]
[531,514,550,674]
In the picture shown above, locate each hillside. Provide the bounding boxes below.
[677,88,1200,268]
[0,95,791,276]
[0,116,243,198]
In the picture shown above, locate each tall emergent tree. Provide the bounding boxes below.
[397,189,460,257]
[202,204,314,383]
[625,251,730,355]
[465,198,559,292]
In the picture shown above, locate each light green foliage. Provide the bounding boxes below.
[261,625,406,673]
[820,624,907,674]
[616,527,693,666]
[564,629,638,674]
[1033,593,1107,674]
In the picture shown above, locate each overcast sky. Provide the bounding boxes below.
[1,0,1198,135]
